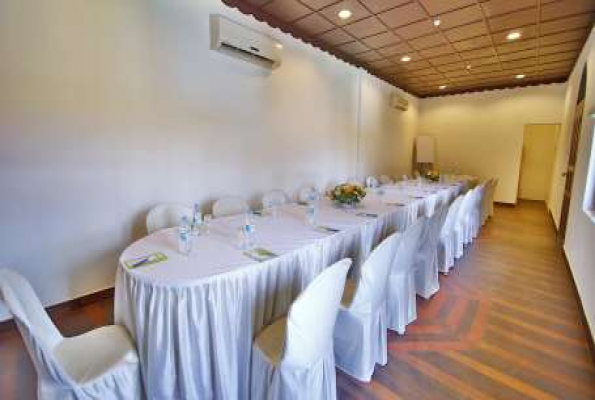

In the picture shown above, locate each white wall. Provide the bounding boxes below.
[418,84,566,204]
[0,0,417,320]
[549,27,595,338]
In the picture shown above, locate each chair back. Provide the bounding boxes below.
[146,203,193,234]
[297,185,318,204]
[379,175,394,185]
[441,196,463,238]
[282,259,351,369]
[423,193,441,218]
[351,232,401,313]
[0,269,71,386]
[391,218,425,276]
[212,196,249,218]
[261,190,289,210]
[402,175,409,181]
[455,189,475,227]
[365,176,379,188]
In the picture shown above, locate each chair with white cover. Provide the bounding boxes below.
[470,183,486,240]
[146,203,193,234]
[402,175,410,181]
[212,196,249,218]
[346,176,363,186]
[379,175,394,185]
[437,196,464,274]
[251,259,351,400]
[334,232,401,382]
[453,189,475,259]
[414,205,449,299]
[0,269,142,400]
[386,218,425,334]
[262,190,289,210]
[488,178,498,218]
[297,184,318,205]
[365,176,380,188]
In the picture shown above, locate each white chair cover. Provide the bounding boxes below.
[251,259,351,400]
[297,185,318,204]
[212,196,249,218]
[378,175,394,185]
[453,189,475,258]
[470,183,486,240]
[488,178,498,218]
[414,205,449,299]
[346,176,363,186]
[334,232,402,382]
[365,176,379,188]
[402,175,409,181]
[146,203,193,234]
[262,190,289,210]
[438,196,464,274]
[0,269,142,400]
[387,218,425,334]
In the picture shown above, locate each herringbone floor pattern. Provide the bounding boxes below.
[1,201,594,399]
[337,201,595,399]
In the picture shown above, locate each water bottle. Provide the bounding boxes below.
[305,192,317,226]
[191,203,202,236]
[242,212,255,250]
[178,216,192,255]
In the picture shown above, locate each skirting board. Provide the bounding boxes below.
[0,287,115,333]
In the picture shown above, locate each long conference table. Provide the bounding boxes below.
[114,180,467,399]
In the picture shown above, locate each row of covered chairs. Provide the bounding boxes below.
[0,177,497,399]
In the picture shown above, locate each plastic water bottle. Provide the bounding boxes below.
[191,203,202,236]
[178,216,192,255]
[305,192,317,226]
[242,212,255,249]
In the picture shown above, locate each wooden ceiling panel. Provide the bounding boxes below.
[224,0,592,96]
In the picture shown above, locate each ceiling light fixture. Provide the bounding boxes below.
[433,19,441,27]
[466,64,472,70]
[400,55,412,62]
[439,85,447,90]
[338,9,352,20]
[515,74,526,79]
[506,31,522,41]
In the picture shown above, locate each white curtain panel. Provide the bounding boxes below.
[334,232,401,382]
[0,269,142,400]
[250,259,351,400]
[146,203,193,234]
[386,218,426,334]
[415,205,449,299]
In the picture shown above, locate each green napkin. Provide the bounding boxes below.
[244,247,278,262]
[124,252,167,269]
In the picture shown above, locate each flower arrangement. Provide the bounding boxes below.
[328,183,366,206]
[423,170,440,182]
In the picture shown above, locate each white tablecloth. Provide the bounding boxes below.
[114,183,463,399]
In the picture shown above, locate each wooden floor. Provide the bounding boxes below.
[1,201,594,399]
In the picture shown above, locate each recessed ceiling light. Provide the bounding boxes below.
[515,74,526,79]
[338,9,352,20]
[506,31,522,41]
[439,85,447,90]
[400,55,412,62]
[433,19,441,27]
[466,64,472,70]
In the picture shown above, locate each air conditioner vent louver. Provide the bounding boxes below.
[210,15,282,70]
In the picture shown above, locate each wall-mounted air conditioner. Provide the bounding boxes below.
[390,93,409,111]
[210,15,282,70]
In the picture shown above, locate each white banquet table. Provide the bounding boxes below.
[114,182,464,399]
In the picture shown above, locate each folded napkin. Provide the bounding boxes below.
[244,247,278,262]
[315,225,341,234]
[124,252,168,269]
[356,212,379,218]
[386,202,406,207]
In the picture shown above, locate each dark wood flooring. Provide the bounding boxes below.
[1,201,594,399]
